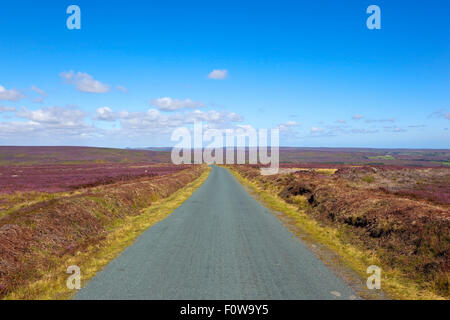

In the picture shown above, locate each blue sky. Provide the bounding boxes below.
[0,0,449,148]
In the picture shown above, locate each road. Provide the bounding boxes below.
[75,166,357,299]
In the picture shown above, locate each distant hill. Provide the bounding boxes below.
[136,147,172,152]
[278,147,450,167]
[0,146,171,165]
[0,146,448,167]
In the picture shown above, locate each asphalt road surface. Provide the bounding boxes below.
[75,166,357,300]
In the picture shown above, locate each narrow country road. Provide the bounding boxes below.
[75,166,357,300]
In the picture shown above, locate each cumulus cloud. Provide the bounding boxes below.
[0,106,16,113]
[0,85,24,101]
[60,71,110,93]
[208,69,228,80]
[119,109,180,133]
[95,107,119,121]
[310,126,324,133]
[150,97,205,111]
[180,110,242,125]
[352,114,364,120]
[115,107,244,135]
[1,103,245,145]
[0,120,94,141]
[16,106,86,127]
[306,126,339,138]
[0,105,94,143]
[33,97,45,104]
[228,112,244,122]
[0,121,41,136]
[277,121,299,132]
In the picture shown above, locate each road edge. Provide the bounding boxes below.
[5,165,212,300]
[225,166,391,300]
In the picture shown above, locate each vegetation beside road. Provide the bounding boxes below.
[1,165,210,300]
[227,165,449,300]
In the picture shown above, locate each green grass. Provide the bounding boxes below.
[0,191,81,219]
[362,175,375,183]
[368,155,395,160]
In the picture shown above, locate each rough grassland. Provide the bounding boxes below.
[0,165,210,299]
[0,146,170,165]
[0,163,188,194]
[227,166,448,300]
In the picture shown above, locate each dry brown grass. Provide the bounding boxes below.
[0,165,208,299]
[336,166,450,205]
[230,165,450,299]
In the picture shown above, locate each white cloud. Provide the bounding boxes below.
[0,121,41,135]
[383,126,406,133]
[182,110,243,125]
[120,109,174,133]
[186,110,221,123]
[31,86,47,103]
[228,112,244,122]
[310,126,324,133]
[145,108,161,121]
[306,126,339,138]
[114,107,245,136]
[0,120,95,140]
[208,69,228,80]
[16,106,86,128]
[0,106,94,143]
[1,104,245,145]
[351,128,378,134]
[92,107,166,129]
[277,121,299,132]
[0,85,24,101]
[116,85,128,93]
[150,97,205,111]
[428,109,449,120]
[95,107,118,121]
[31,85,47,96]
[0,106,16,113]
[352,114,364,120]
[60,71,110,93]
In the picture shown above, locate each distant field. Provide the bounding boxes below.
[0,146,170,165]
[1,146,448,167]
[279,147,450,167]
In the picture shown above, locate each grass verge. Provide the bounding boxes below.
[227,166,445,300]
[4,166,211,300]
